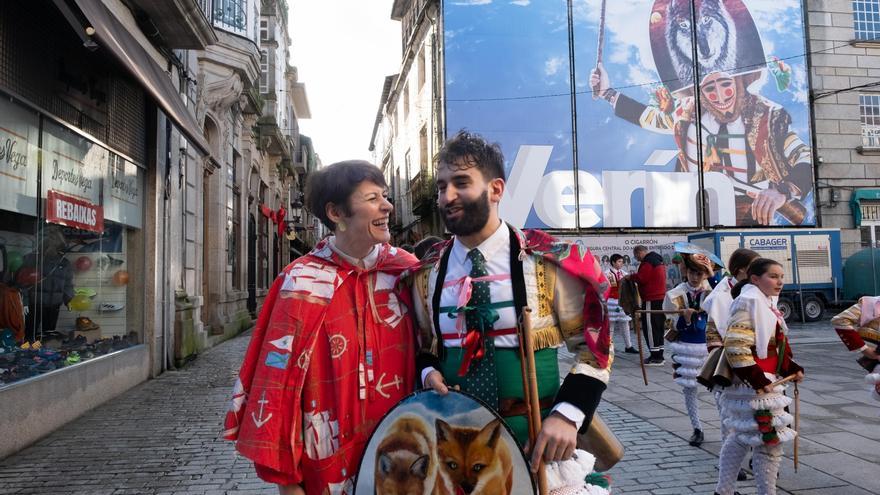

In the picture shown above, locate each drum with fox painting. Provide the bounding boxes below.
[355,389,537,495]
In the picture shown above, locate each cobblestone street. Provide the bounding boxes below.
[0,319,877,494]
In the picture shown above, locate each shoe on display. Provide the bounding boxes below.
[624,347,639,354]
[98,303,124,312]
[74,288,98,298]
[688,428,704,446]
[96,255,125,270]
[75,317,100,332]
[64,351,81,366]
[0,329,16,348]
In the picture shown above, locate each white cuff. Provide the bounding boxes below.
[856,344,869,353]
[550,402,585,431]
[421,366,438,388]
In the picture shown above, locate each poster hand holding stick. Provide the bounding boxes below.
[591,0,607,100]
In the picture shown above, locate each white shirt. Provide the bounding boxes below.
[328,236,379,269]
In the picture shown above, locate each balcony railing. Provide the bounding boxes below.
[199,0,251,39]
[409,170,436,217]
[862,124,880,148]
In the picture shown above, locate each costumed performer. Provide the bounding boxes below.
[831,295,880,402]
[663,249,716,447]
[224,160,418,495]
[606,254,636,354]
[715,259,804,495]
[410,131,612,493]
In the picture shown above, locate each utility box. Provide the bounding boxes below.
[688,229,842,322]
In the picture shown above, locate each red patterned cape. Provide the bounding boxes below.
[415,226,611,368]
[224,240,417,491]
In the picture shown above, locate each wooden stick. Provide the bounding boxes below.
[768,373,800,389]
[635,309,688,315]
[517,312,536,444]
[520,307,548,495]
[632,310,648,386]
[793,382,800,472]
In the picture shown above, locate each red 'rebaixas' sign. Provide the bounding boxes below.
[47,189,104,233]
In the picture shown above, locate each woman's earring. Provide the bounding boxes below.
[337,221,347,232]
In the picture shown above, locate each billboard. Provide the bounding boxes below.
[443,0,815,229]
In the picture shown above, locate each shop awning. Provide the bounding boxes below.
[72,0,211,156]
[851,188,880,226]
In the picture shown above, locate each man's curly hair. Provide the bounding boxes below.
[437,130,506,181]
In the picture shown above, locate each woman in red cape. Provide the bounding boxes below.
[224,161,418,494]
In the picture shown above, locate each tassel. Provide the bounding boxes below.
[585,473,611,489]
[531,325,564,350]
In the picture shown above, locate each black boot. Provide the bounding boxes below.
[688,428,704,446]
[737,468,748,481]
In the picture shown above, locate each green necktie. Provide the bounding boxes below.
[462,248,499,409]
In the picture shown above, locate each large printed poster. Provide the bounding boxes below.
[443,0,815,229]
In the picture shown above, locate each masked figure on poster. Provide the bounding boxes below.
[590,0,814,227]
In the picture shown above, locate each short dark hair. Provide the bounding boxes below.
[633,245,648,254]
[610,254,624,264]
[728,248,760,278]
[305,160,386,231]
[437,130,505,181]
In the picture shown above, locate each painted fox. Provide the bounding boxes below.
[433,419,513,495]
[375,415,436,495]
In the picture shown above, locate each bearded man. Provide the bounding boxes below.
[409,131,612,472]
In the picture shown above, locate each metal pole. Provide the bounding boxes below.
[794,239,806,322]
[872,238,878,295]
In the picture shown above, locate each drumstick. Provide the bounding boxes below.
[517,312,536,443]
[521,308,548,495]
[767,373,800,389]
[633,309,648,386]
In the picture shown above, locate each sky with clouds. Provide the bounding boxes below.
[289,0,400,165]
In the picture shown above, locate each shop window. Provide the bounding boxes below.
[854,1,880,41]
[0,100,144,388]
[860,94,880,147]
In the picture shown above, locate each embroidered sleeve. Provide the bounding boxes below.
[724,301,771,389]
[553,265,586,338]
[706,320,723,349]
[831,302,868,352]
[724,303,758,370]
[552,267,611,385]
[411,269,440,372]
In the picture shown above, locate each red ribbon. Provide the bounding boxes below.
[458,329,486,377]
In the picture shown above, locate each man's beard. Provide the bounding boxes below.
[441,190,490,236]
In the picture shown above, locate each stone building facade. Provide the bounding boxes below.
[370,0,445,246]
[807,0,880,269]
